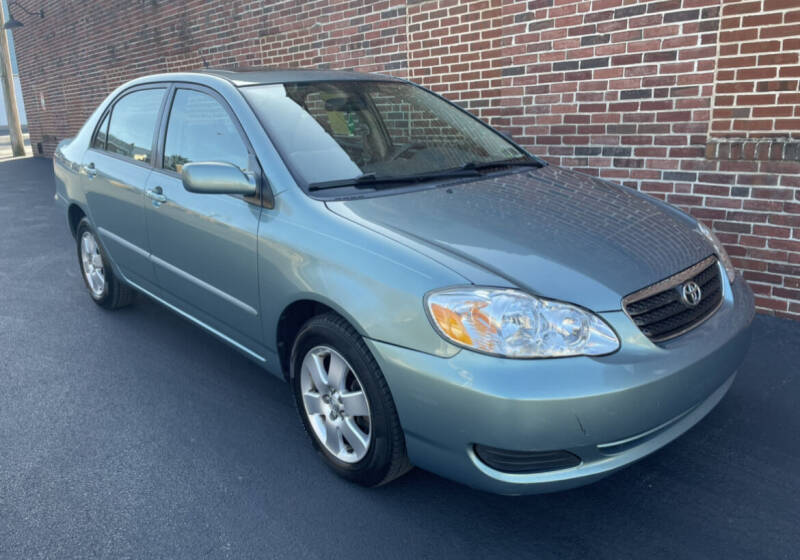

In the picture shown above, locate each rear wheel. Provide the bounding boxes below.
[290,313,412,486]
[76,218,135,309]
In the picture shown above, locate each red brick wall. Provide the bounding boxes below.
[10,0,800,317]
[713,0,800,138]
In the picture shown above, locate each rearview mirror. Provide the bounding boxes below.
[181,161,257,196]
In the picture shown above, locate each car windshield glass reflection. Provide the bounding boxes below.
[241,81,531,188]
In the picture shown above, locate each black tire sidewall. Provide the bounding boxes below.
[291,318,396,486]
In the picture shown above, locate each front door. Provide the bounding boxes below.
[144,86,264,349]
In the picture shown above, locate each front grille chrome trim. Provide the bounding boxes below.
[622,255,722,343]
[622,255,717,308]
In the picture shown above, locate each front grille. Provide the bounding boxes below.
[473,445,581,474]
[623,256,723,342]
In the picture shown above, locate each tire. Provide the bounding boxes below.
[75,218,135,310]
[290,312,412,487]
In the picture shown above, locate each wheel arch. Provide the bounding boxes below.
[275,298,368,380]
[67,204,87,238]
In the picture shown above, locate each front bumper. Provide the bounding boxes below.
[366,275,754,495]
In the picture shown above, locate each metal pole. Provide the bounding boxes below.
[0,2,26,157]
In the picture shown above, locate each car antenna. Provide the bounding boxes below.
[200,52,210,68]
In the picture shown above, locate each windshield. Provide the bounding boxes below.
[241,80,529,188]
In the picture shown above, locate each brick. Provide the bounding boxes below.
[664,9,701,23]
[648,0,682,14]
[552,60,579,71]
[581,34,610,46]
[620,88,652,100]
[601,147,632,157]
[612,54,643,66]
[746,13,784,28]
[761,24,800,40]
[644,50,676,63]
[756,80,798,92]
[716,221,753,234]
[768,0,800,12]
[580,57,610,69]
[723,1,763,16]
[753,106,794,118]
[529,20,555,32]
[738,94,777,105]
[584,10,615,24]
[759,53,800,66]
[741,41,782,54]
[777,119,800,130]
[779,66,800,78]
[614,5,647,19]
[501,66,526,77]
[771,215,800,227]
[664,172,698,182]
[718,56,757,69]
[737,68,778,80]
[720,29,758,43]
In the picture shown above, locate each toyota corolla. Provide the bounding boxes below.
[53,69,754,494]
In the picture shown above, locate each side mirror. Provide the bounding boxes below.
[181,161,257,196]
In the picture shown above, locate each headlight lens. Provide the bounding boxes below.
[697,221,735,283]
[426,288,619,358]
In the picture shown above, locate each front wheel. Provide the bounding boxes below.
[290,313,412,487]
[75,218,135,309]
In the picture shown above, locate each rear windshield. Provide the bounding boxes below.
[241,81,525,187]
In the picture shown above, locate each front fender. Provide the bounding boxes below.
[257,193,464,359]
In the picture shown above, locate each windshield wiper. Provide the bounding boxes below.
[460,157,544,171]
[307,158,543,192]
[308,168,481,192]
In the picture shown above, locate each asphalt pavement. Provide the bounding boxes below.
[1,157,798,559]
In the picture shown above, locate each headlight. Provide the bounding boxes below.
[425,288,619,358]
[697,221,735,283]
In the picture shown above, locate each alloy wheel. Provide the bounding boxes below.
[80,231,106,297]
[299,345,372,463]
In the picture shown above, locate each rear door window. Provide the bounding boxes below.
[105,88,166,164]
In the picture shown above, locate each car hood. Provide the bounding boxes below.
[326,166,713,311]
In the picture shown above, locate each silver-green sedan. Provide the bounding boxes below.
[53,69,754,494]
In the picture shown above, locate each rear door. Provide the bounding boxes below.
[82,86,167,286]
[143,85,264,349]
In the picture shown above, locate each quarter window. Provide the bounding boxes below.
[92,112,110,150]
[105,88,165,163]
[163,89,249,174]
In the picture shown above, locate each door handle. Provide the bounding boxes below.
[146,186,167,205]
[84,162,97,179]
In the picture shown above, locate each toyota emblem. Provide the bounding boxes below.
[680,281,702,307]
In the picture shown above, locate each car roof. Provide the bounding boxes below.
[194,67,405,87]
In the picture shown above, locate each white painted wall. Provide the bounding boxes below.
[0,75,27,127]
